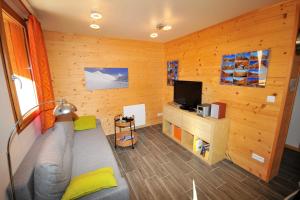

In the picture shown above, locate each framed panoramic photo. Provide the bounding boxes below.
[220,49,270,88]
[84,67,128,90]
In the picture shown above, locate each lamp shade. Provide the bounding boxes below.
[53,100,77,116]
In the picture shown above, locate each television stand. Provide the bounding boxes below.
[163,103,230,165]
[179,105,194,112]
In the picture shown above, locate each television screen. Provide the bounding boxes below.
[174,80,202,110]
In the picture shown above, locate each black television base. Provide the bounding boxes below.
[179,105,195,112]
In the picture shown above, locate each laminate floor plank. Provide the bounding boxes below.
[127,150,155,179]
[187,156,216,173]
[168,144,193,162]
[162,162,194,192]
[216,160,248,181]
[117,151,135,173]
[160,175,190,200]
[212,167,260,199]
[142,153,170,178]
[186,186,210,200]
[260,177,296,197]
[166,152,193,174]
[145,176,174,200]
[107,125,300,200]
[187,170,231,200]
[187,158,224,188]
[218,183,253,200]
[241,177,284,200]
[146,142,170,164]
[151,137,171,154]
[152,133,176,148]
[133,140,150,157]
[126,170,155,200]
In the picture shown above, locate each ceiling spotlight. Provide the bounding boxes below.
[90,11,102,19]
[162,25,172,31]
[150,33,158,38]
[90,24,100,29]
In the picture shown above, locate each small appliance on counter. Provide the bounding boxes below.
[211,102,226,119]
[196,104,211,117]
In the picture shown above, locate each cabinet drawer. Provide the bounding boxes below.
[163,106,182,126]
[194,119,211,142]
[181,114,196,134]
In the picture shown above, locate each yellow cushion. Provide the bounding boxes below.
[62,167,118,200]
[74,115,96,131]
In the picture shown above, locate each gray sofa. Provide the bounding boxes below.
[8,120,129,200]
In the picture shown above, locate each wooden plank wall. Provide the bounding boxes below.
[44,0,299,181]
[269,41,300,178]
[44,32,165,134]
[164,0,299,181]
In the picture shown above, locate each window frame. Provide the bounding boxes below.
[0,2,39,133]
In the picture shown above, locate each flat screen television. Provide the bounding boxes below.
[174,80,202,111]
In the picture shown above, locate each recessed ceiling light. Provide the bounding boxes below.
[150,33,158,38]
[162,25,172,31]
[90,24,100,29]
[90,11,102,19]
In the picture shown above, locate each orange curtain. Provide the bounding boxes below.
[27,15,55,132]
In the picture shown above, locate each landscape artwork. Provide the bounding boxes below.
[220,49,270,87]
[84,67,128,90]
[167,60,178,86]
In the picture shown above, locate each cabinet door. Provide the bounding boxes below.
[194,119,211,142]
[163,106,182,126]
[181,114,196,134]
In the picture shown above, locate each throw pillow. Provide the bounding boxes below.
[61,167,118,200]
[74,115,96,131]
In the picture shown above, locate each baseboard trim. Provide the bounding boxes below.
[285,144,300,152]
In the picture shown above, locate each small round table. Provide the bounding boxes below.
[114,115,137,149]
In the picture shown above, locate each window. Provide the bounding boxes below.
[2,9,38,131]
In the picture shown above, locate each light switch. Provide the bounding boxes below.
[267,95,276,103]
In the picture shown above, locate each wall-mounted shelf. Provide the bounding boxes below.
[163,103,230,165]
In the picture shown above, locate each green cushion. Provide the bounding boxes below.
[74,116,97,131]
[62,167,118,200]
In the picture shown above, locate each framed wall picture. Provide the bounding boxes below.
[167,60,178,86]
[84,67,128,90]
[220,49,270,88]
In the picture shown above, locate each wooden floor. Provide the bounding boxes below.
[107,124,300,200]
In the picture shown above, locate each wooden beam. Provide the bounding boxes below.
[4,0,31,19]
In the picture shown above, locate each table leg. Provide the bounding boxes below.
[130,121,134,149]
[114,121,117,149]
[133,115,136,131]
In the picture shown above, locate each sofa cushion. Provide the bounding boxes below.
[34,125,72,200]
[72,121,129,200]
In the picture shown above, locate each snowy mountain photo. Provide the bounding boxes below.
[84,68,128,90]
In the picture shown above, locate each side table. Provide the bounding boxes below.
[114,115,137,149]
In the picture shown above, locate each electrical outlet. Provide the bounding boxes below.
[157,112,163,117]
[252,153,265,163]
[266,95,276,103]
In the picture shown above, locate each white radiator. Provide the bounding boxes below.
[123,104,146,127]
